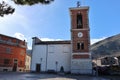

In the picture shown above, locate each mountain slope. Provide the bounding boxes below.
[91,34,120,59]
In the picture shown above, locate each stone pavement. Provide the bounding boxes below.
[0,72,119,80]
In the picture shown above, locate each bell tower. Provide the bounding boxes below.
[70,2,92,74]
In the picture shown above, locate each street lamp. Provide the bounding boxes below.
[55,61,58,72]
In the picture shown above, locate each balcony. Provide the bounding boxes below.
[0,39,26,48]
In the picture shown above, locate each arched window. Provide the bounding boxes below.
[77,13,83,28]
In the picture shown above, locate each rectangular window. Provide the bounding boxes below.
[77,43,80,50]
[77,42,84,50]
[4,59,10,64]
[81,43,84,50]
[6,48,11,54]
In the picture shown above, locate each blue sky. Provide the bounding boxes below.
[0,0,120,49]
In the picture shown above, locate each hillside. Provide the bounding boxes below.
[91,34,120,59]
[27,50,32,56]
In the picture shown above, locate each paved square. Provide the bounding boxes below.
[0,72,119,80]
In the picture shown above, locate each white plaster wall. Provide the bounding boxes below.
[31,45,47,72]
[31,44,71,72]
[47,44,71,72]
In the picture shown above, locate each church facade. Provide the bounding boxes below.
[31,5,92,74]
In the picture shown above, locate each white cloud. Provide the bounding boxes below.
[14,32,33,50]
[14,32,27,41]
[91,37,106,45]
[40,38,62,41]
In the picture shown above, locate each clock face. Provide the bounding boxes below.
[78,32,83,38]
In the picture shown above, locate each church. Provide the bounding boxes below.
[31,4,92,74]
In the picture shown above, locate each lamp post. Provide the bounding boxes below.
[55,61,58,73]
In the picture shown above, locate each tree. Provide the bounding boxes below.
[0,1,15,17]
[0,0,54,17]
[13,0,54,5]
